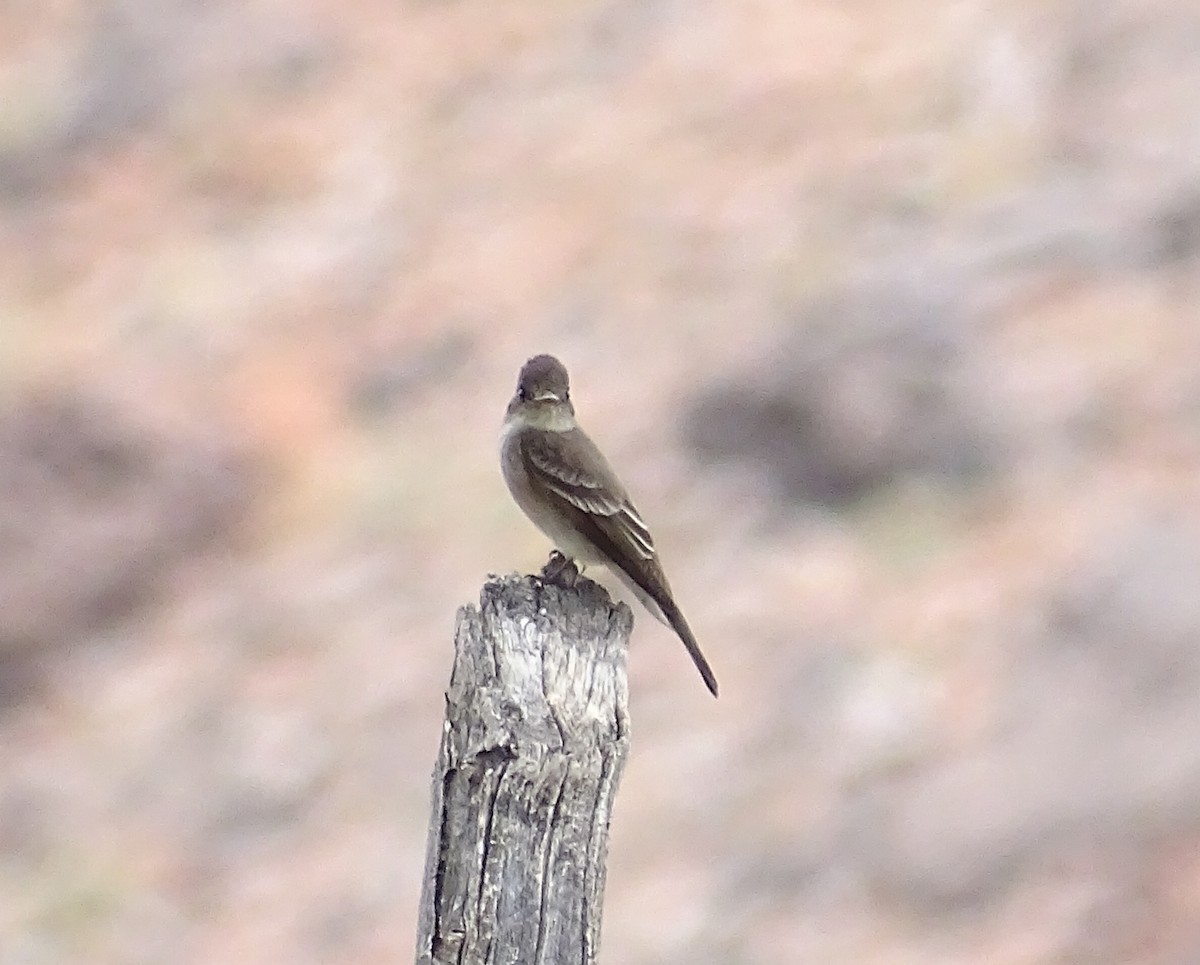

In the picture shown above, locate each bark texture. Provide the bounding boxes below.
[416,573,632,965]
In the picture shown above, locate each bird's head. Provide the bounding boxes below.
[506,354,576,428]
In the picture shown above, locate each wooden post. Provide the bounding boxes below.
[416,572,632,965]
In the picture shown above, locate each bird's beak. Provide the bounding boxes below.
[532,390,561,403]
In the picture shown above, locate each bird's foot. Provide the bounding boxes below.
[541,551,580,588]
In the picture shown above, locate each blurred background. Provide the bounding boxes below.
[2,0,1199,962]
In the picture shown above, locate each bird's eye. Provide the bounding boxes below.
[518,387,528,402]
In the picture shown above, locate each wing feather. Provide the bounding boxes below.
[521,430,656,560]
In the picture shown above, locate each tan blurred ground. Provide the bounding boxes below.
[2,1,1199,962]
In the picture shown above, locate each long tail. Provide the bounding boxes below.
[659,596,719,697]
[584,520,721,697]
[621,572,719,697]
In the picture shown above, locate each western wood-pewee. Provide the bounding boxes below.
[501,354,719,696]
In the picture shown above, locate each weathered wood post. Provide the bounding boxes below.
[416,571,632,965]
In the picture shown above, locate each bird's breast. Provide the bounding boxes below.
[500,424,605,564]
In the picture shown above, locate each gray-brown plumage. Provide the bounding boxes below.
[501,354,719,697]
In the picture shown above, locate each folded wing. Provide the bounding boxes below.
[521,430,656,561]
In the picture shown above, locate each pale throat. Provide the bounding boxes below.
[503,403,577,434]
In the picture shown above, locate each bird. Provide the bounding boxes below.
[500,353,719,697]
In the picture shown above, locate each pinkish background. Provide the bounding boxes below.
[2,1,1199,962]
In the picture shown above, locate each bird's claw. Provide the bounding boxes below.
[541,551,580,588]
